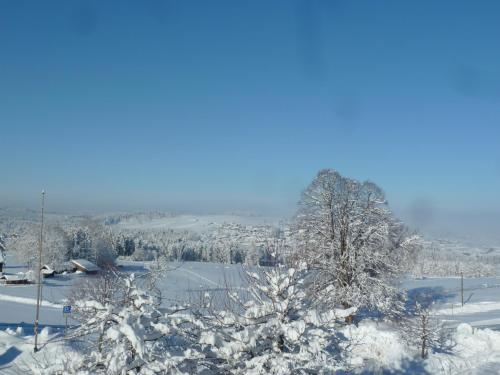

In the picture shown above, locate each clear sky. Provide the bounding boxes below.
[1,1,499,234]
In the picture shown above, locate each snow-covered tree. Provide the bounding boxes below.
[65,273,201,374]
[196,263,346,374]
[69,227,93,260]
[106,218,284,265]
[211,244,231,264]
[43,225,72,270]
[7,225,39,267]
[8,224,70,270]
[35,258,351,374]
[295,169,419,321]
[258,228,284,266]
[0,234,5,253]
[114,236,135,257]
[69,220,117,267]
[245,241,261,266]
[400,301,448,359]
[0,234,6,271]
[68,269,125,324]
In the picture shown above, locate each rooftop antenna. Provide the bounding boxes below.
[34,190,45,352]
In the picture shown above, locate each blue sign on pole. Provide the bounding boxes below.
[63,305,72,314]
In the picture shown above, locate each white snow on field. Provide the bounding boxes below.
[340,320,500,374]
[2,317,500,375]
[402,276,500,329]
[0,294,62,309]
[343,320,410,371]
[426,323,500,374]
[0,327,80,375]
[434,301,500,316]
[1,255,500,374]
[471,317,500,327]
[112,214,280,233]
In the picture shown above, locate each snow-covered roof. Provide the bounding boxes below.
[0,274,28,281]
[41,266,55,276]
[70,259,100,272]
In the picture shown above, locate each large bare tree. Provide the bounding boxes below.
[295,169,419,321]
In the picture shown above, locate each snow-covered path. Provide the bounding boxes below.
[0,294,63,309]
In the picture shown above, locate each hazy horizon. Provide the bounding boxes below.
[2,1,499,244]
[2,198,500,248]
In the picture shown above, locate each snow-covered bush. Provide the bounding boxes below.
[341,320,410,371]
[62,273,202,374]
[60,260,351,374]
[400,302,449,359]
[69,269,124,324]
[195,263,346,374]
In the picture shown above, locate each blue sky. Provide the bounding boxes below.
[1,1,499,228]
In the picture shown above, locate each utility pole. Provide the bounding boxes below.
[34,190,45,352]
[461,271,464,307]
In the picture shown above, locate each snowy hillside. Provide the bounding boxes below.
[2,210,499,276]
[107,213,280,233]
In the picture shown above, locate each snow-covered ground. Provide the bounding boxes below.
[111,213,280,233]
[0,258,249,374]
[1,256,500,374]
[402,277,500,330]
[0,257,247,328]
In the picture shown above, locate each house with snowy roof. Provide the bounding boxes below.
[70,259,101,274]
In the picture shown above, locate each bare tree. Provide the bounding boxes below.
[68,269,124,324]
[400,301,449,359]
[0,234,6,272]
[295,169,419,322]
